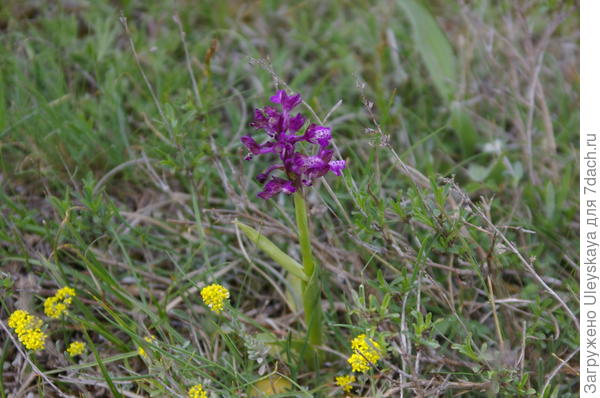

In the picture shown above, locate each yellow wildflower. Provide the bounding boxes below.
[19,328,46,351]
[44,286,76,318]
[335,375,356,392]
[8,310,43,336]
[348,353,369,373]
[8,310,46,351]
[56,286,76,300]
[201,284,230,314]
[347,334,382,373]
[188,384,208,398]
[144,335,156,343]
[67,341,86,357]
[8,310,31,330]
[138,335,157,358]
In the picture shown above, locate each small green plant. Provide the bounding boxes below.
[237,89,346,367]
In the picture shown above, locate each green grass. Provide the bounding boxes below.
[0,0,579,397]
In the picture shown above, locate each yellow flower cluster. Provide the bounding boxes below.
[138,335,157,358]
[335,374,356,392]
[44,286,76,318]
[347,334,382,373]
[67,341,86,357]
[188,384,207,398]
[201,284,230,314]
[8,310,47,351]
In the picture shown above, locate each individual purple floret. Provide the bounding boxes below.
[257,177,296,199]
[241,90,346,199]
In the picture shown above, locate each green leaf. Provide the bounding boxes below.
[451,334,480,362]
[398,0,457,101]
[235,221,307,282]
[450,102,478,156]
[467,163,490,182]
[248,375,293,397]
[544,181,556,220]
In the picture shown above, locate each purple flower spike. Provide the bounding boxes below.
[258,177,297,199]
[242,90,345,199]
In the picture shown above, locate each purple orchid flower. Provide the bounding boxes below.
[257,177,296,199]
[303,124,332,147]
[241,90,346,199]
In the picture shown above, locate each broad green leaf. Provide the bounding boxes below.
[400,0,479,156]
[286,272,303,312]
[236,221,307,282]
[398,0,457,101]
[248,375,293,397]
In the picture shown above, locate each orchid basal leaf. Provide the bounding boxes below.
[235,221,307,282]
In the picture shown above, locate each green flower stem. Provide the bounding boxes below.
[293,191,315,276]
[293,191,323,356]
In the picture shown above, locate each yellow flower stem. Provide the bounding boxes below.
[293,190,323,366]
